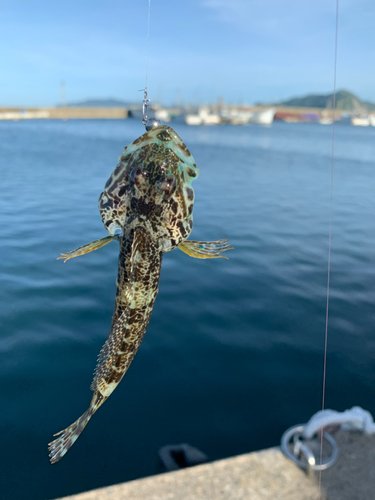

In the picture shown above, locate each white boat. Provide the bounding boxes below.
[154,108,171,122]
[251,108,275,125]
[185,113,202,125]
[230,114,253,125]
[319,117,333,125]
[0,110,50,121]
[351,116,370,126]
[128,107,171,123]
[220,108,254,125]
[185,107,221,126]
[202,113,221,125]
[369,115,375,126]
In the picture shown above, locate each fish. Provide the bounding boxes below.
[48,125,232,463]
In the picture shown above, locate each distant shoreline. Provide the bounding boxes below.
[0,107,129,120]
[0,105,344,121]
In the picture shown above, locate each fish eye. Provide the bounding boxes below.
[165,175,175,185]
[129,166,148,186]
[160,175,176,199]
[129,165,141,181]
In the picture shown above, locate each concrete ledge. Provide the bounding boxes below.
[56,431,375,500]
[56,448,321,500]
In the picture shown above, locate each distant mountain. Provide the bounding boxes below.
[363,100,375,111]
[60,98,133,107]
[280,90,375,111]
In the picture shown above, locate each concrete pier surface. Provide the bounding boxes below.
[55,430,375,500]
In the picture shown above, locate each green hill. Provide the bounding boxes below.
[280,90,374,111]
[59,98,133,107]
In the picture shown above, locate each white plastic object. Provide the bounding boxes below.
[302,406,375,439]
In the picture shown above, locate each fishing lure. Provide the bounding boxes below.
[48,125,232,463]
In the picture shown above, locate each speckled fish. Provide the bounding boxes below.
[48,125,232,463]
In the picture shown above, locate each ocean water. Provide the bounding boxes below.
[1,119,375,499]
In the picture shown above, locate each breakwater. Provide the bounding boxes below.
[0,107,129,120]
[0,105,340,121]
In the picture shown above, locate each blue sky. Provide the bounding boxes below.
[1,0,374,107]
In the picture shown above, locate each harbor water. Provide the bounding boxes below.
[1,119,375,499]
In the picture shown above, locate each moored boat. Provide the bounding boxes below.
[251,108,275,125]
[351,116,370,126]
[184,106,221,125]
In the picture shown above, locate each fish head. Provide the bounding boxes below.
[99,126,199,251]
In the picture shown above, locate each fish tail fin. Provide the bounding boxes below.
[48,407,93,464]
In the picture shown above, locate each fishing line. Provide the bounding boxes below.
[145,0,151,89]
[319,0,339,494]
[141,0,161,131]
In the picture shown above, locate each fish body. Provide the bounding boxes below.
[49,126,198,462]
[49,126,232,464]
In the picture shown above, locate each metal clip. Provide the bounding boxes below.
[141,87,150,126]
[141,87,161,131]
[281,424,338,471]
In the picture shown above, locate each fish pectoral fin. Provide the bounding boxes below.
[57,235,120,263]
[178,239,233,259]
